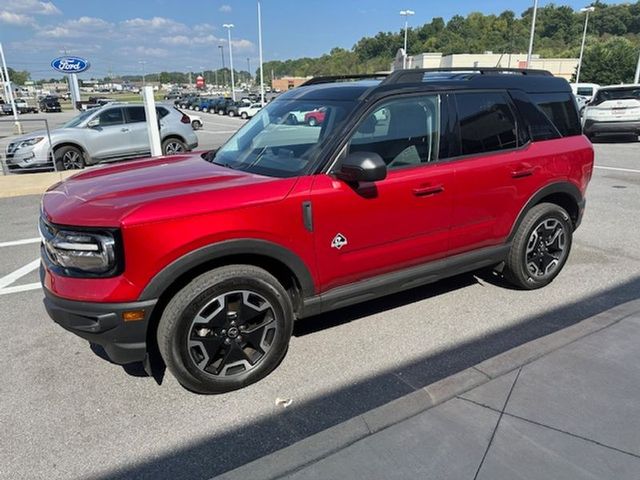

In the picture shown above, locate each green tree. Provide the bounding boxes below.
[578,37,638,84]
[6,67,30,85]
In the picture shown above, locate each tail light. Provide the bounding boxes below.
[181,113,190,124]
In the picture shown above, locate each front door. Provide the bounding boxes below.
[311,93,454,292]
[86,107,130,160]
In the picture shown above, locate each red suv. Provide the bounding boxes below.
[41,69,593,394]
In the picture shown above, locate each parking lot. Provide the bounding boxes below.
[1,119,639,478]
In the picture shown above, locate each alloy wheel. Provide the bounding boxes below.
[62,151,83,170]
[164,142,184,154]
[187,290,277,377]
[525,218,567,277]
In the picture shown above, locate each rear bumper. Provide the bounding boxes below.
[43,275,157,365]
[583,120,640,136]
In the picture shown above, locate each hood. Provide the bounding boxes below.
[42,153,296,227]
[10,129,49,144]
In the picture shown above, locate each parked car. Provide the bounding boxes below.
[14,99,38,114]
[187,112,203,130]
[304,107,326,126]
[225,102,245,117]
[39,96,62,113]
[40,68,593,394]
[570,82,599,101]
[196,97,221,113]
[178,95,200,109]
[238,102,262,119]
[214,98,236,115]
[164,90,183,100]
[582,84,640,140]
[0,99,12,115]
[5,102,198,171]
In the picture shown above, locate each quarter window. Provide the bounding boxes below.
[531,93,582,137]
[98,108,124,126]
[348,95,442,170]
[456,93,518,155]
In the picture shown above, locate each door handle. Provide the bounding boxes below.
[121,128,130,132]
[412,184,444,197]
[511,168,534,179]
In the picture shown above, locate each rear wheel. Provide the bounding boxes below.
[162,138,187,155]
[502,203,573,290]
[228,110,235,117]
[157,265,294,394]
[241,112,248,119]
[191,120,202,130]
[218,110,225,115]
[54,145,85,170]
[307,117,317,126]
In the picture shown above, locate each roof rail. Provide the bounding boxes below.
[381,67,553,85]
[301,73,389,87]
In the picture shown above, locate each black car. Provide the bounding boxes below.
[225,101,244,117]
[177,94,200,109]
[39,96,62,112]
[214,98,236,115]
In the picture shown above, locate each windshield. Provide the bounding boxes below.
[62,109,96,128]
[591,87,640,105]
[208,98,357,177]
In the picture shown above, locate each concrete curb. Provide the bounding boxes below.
[0,171,75,198]
[214,299,640,480]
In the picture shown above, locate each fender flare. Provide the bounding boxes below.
[507,182,584,242]
[138,239,316,301]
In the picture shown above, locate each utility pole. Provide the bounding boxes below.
[247,58,251,84]
[258,0,266,105]
[219,45,226,87]
[0,42,21,134]
[223,24,236,101]
[576,6,595,84]
[526,0,539,67]
[634,50,640,84]
[139,60,147,86]
[400,10,415,69]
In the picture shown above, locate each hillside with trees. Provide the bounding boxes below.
[263,1,640,85]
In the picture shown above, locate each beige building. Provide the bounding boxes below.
[394,51,578,80]
[272,76,310,91]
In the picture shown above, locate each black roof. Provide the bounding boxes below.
[277,68,571,103]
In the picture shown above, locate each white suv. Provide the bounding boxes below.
[5,102,199,171]
[583,84,640,140]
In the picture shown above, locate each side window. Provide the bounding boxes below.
[98,108,124,126]
[125,106,146,123]
[456,93,518,156]
[531,93,582,137]
[157,107,170,119]
[348,95,442,170]
[509,90,561,142]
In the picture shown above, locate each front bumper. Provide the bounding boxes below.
[583,119,640,136]
[43,273,157,364]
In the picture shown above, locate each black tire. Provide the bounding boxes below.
[162,137,187,155]
[228,110,235,117]
[307,117,317,126]
[54,145,85,170]
[157,265,294,394]
[503,203,573,290]
[241,112,248,119]
[191,120,202,130]
[218,110,225,115]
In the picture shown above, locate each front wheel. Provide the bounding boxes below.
[157,265,294,394]
[228,110,235,117]
[54,145,85,170]
[162,138,187,155]
[502,203,573,290]
[241,112,248,119]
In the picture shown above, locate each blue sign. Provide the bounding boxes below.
[51,56,90,74]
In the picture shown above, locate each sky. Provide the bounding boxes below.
[0,0,622,79]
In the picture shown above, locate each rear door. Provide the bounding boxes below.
[449,91,541,254]
[123,106,150,155]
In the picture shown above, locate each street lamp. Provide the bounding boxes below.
[247,57,251,84]
[139,60,147,86]
[575,6,595,84]
[257,0,266,105]
[223,23,236,101]
[526,0,539,67]
[218,45,226,88]
[400,9,415,69]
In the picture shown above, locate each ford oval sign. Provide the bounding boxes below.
[51,56,90,74]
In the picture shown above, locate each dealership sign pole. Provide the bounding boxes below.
[51,56,90,110]
[0,42,22,134]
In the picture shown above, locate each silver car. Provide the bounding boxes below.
[582,85,640,140]
[5,102,199,171]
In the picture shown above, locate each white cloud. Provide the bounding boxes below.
[0,10,35,25]
[121,16,187,34]
[219,4,232,13]
[37,16,113,38]
[160,35,191,46]
[0,0,61,16]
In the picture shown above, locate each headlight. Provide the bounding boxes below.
[40,219,120,276]
[16,137,44,149]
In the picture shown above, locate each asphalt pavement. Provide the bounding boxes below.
[0,139,639,479]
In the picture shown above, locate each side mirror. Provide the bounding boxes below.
[86,118,99,128]
[336,151,387,183]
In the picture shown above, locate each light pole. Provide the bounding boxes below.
[186,65,193,86]
[218,45,226,87]
[247,57,251,84]
[575,6,595,84]
[223,23,236,101]
[139,60,147,86]
[258,0,266,105]
[526,0,539,67]
[400,10,415,69]
[634,50,640,84]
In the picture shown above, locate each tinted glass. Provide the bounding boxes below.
[348,95,442,170]
[126,106,146,123]
[98,108,124,126]
[592,87,640,105]
[576,87,594,96]
[456,93,518,155]
[157,107,169,118]
[531,93,581,137]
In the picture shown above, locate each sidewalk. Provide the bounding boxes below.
[217,299,640,480]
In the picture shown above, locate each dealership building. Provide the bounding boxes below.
[393,51,579,79]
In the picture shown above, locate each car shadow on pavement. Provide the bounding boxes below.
[93,275,640,480]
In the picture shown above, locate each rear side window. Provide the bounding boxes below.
[125,106,146,123]
[455,92,518,156]
[531,93,581,137]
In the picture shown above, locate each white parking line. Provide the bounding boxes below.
[0,237,40,248]
[0,258,40,290]
[0,282,41,295]
[199,129,239,135]
[594,165,640,174]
